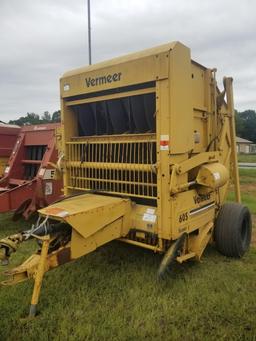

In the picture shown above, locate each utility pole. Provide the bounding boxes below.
[87,0,92,65]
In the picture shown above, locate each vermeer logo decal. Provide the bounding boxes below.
[85,72,122,87]
[193,193,211,204]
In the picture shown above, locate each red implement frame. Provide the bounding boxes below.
[0,124,20,177]
[0,123,63,219]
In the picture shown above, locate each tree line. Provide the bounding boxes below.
[235,110,256,143]
[8,110,60,126]
[6,109,256,143]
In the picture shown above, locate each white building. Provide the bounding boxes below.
[236,137,253,154]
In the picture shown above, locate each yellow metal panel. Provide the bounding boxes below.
[225,77,241,203]
[39,193,128,217]
[61,51,168,98]
[193,111,209,153]
[169,42,194,153]
[156,78,171,241]
[188,221,214,260]
[191,63,207,112]
[0,157,8,177]
[62,42,177,78]
[71,218,124,259]
[66,200,130,240]
[171,189,216,239]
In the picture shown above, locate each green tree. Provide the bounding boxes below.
[8,110,61,126]
[236,110,256,143]
[52,110,61,122]
[9,112,41,126]
[41,111,51,122]
[235,110,244,137]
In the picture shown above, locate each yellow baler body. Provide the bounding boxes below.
[55,41,238,256]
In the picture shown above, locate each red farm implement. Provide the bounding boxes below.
[0,123,20,177]
[0,123,63,219]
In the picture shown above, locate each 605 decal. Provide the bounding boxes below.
[179,212,188,223]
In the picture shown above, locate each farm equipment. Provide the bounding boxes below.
[0,41,252,316]
[0,123,20,177]
[0,123,63,219]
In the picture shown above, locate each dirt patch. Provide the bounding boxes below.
[229,183,256,193]
[241,184,256,193]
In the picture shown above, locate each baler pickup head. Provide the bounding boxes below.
[1,193,132,316]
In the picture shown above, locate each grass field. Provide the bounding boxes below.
[0,169,255,341]
[227,168,256,214]
[238,153,256,163]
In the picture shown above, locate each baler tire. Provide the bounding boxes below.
[214,203,252,258]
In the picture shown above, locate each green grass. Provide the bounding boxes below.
[227,168,256,213]
[0,169,256,340]
[238,168,256,184]
[0,215,256,341]
[227,191,256,214]
[238,153,256,163]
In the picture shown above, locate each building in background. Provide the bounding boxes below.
[236,136,254,154]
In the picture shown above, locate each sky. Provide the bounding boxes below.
[0,0,255,122]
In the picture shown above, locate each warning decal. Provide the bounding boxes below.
[160,135,169,151]
[43,207,69,218]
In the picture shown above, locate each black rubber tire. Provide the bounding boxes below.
[214,203,252,258]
